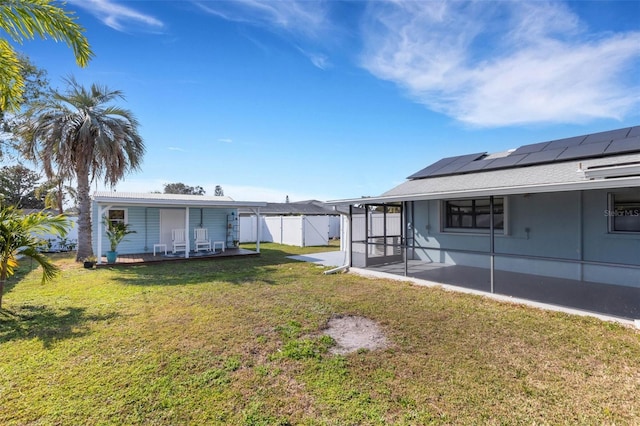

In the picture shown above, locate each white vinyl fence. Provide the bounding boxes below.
[240,215,340,247]
[39,216,79,251]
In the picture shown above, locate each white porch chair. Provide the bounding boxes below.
[172,229,187,253]
[194,228,212,252]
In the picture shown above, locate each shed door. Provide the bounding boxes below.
[160,209,185,246]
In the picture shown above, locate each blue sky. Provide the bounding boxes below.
[11,0,640,202]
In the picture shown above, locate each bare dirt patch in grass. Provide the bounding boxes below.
[324,315,389,355]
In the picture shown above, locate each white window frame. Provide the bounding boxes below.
[107,208,128,226]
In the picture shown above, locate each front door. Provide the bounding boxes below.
[160,209,185,246]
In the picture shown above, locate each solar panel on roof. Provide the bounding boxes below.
[604,136,640,155]
[406,156,457,179]
[628,126,640,137]
[545,135,586,150]
[581,128,630,145]
[428,161,472,176]
[482,153,528,169]
[511,141,550,155]
[407,126,640,180]
[408,153,485,179]
[454,159,496,173]
[556,141,611,161]
[517,148,566,165]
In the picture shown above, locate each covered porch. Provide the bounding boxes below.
[96,247,259,266]
[360,259,640,320]
[92,192,267,265]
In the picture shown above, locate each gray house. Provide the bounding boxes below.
[330,126,640,319]
[91,192,265,263]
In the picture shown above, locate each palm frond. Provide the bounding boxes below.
[0,39,24,111]
[0,0,93,66]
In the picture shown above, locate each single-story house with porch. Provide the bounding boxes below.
[328,126,640,320]
[92,192,266,263]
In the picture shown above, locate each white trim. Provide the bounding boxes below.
[93,193,265,208]
[583,163,640,180]
[327,176,640,205]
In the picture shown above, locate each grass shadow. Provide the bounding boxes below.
[2,252,76,296]
[0,305,119,348]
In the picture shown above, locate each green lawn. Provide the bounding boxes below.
[1,244,639,425]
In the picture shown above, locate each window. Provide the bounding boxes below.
[107,209,127,226]
[444,197,504,231]
[608,192,640,233]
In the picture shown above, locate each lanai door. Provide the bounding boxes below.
[160,209,185,247]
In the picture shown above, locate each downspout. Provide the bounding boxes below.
[324,207,351,275]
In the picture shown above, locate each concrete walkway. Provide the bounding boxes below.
[288,250,346,267]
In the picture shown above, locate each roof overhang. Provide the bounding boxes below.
[326,176,640,205]
[92,193,266,209]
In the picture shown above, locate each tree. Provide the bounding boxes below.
[20,77,145,261]
[1,56,51,159]
[0,205,68,308]
[0,0,92,112]
[0,164,46,209]
[214,185,224,196]
[35,176,76,213]
[163,182,205,195]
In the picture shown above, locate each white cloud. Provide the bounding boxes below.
[195,0,333,69]
[195,0,329,38]
[217,138,233,144]
[68,0,164,32]
[360,1,640,127]
[296,46,331,70]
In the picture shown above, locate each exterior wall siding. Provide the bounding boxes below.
[91,203,237,255]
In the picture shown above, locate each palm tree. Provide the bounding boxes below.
[0,205,69,308]
[20,77,145,261]
[0,0,92,112]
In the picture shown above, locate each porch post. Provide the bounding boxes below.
[96,204,112,265]
[185,207,190,259]
[403,201,408,277]
[579,191,584,281]
[489,196,495,293]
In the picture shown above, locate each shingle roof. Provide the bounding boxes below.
[383,152,640,199]
[327,126,640,205]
